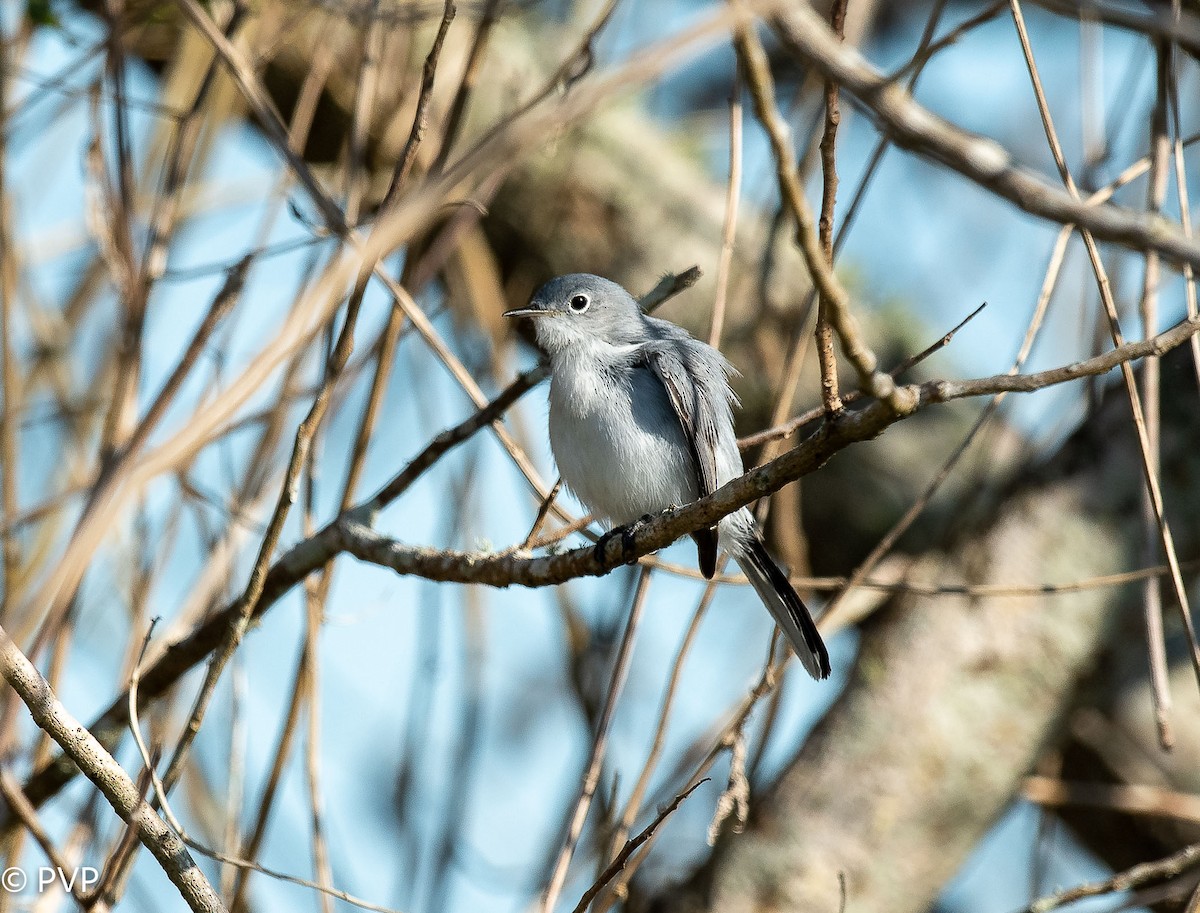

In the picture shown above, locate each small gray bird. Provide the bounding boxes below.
[505,274,830,680]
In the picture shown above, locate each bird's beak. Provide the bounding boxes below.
[503,303,549,318]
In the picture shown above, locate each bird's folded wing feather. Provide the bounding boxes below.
[642,342,720,501]
[641,342,721,578]
[642,340,725,577]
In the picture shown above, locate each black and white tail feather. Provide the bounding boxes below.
[729,521,830,680]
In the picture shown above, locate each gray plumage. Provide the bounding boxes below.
[505,274,830,680]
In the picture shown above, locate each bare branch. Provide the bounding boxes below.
[1019,841,1200,913]
[769,5,1200,271]
[0,625,225,913]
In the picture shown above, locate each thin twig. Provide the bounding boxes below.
[707,729,750,843]
[0,772,87,905]
[1007,0,1200,699]
[601,560,723,885]
[709,64,742,349]
[158,227,372,869]
[227,644,310,912]
[0,623,225,913]
[1023,775,1200,825]
[540,566,654,913]
[1140,38,1174,749]
[523,479,564,549]
[739,300,986,450]
[380,0,457,211]
[0,54,19,606]
[301,417,334,913]
[768,5,1200,272]
[143,2,249,283]
[1166,39,1200,393]
[344,0,384,226]
[820,259,1048,627]
[430,0,503,174]
[611,635,789,896]
[884,1,1006,84]
[24,259,249,667]
[1029,0,1200,54]
[569,779,707,913]
[815,0,848,416]
[1018,840,1200,913]
[174,0,346,231]
[128,622,402,913]
[583,546,1200,603]
[734,15,908,415]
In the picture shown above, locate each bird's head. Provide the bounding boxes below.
[504,274,645,354]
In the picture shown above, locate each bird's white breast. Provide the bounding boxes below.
[547,343,697,526]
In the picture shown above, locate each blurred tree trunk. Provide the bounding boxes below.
[643,348,1200,913]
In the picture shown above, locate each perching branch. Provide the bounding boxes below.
[13,309,1200,819]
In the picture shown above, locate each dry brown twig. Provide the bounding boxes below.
[815,0,848,417]
[1139,34,1175,749]
[0,624,225,913]
[708,63,742,350]
[124,624,405,913]
[1018,841,1200,913]
[735,10,909,416]
[769,4,1200,270]
[603,560,722,863]
[570,779,708,913]
[540,566,654,913]
[1006,0,1200,731]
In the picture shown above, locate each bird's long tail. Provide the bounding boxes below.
[729,519,830,681]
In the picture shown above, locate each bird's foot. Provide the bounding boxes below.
[592,528,614,566]
[593,514,654,568]
[620,514,654,561]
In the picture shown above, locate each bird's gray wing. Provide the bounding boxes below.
[641,340,722,577]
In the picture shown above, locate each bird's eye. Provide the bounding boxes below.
[568,294,590,313]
